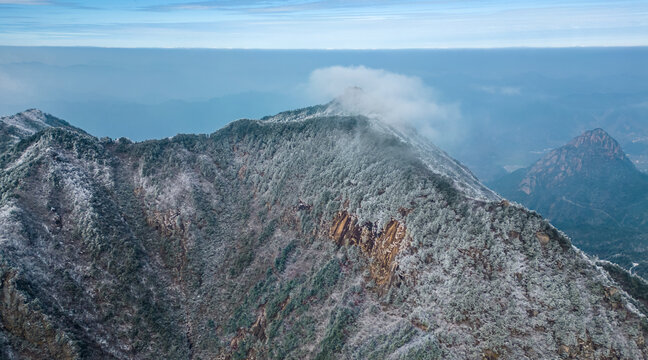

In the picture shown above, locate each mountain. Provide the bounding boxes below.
[0,109,81,153]
[1,108,648,359]
[490,128,648,276]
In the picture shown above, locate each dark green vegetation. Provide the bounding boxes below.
[1,109,648,359]
[598,261,648,313]
[490,128,648,277]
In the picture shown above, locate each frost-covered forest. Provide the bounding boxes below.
[0,107,647,359]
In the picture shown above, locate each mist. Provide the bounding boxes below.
[2,47,648,180]
[307,66,461,146]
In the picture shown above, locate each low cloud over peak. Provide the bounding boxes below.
[307,65,461,145]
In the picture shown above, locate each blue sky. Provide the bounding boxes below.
[0,0,647,48]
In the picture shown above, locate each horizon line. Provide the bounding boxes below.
[2,45,648,51]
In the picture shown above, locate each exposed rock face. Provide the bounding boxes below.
[1,109,648,359]
[490,128,648,277]
[0,270,79,360]
[329,211,408,288]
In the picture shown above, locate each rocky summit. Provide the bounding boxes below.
[491,128,648,278]
[515,128,634,196]
[1,108,648,359]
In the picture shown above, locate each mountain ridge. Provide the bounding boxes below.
[1,108,648,359]
[0,109,83,154]
[260,102,499,202]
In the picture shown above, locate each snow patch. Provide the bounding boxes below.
[1,109,49,136]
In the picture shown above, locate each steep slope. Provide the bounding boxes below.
[490,128,648,277]
[1,109,648,359]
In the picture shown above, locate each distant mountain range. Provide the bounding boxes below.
[490,128,648,277]
[2,108,648,359]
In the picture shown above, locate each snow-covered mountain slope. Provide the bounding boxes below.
[0,109,80,153]
[262,102,499,202]
[0,108,647,359]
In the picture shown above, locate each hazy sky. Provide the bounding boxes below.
[1,0,647,48]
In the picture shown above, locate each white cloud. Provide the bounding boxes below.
[307,65,461,144]
[477,85,521,96]
[0,0,49,4]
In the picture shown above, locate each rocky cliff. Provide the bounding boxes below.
[1,109,648,359]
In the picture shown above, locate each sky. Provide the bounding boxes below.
[1,0,647,48]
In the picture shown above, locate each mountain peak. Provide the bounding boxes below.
[568,128,625,160]
[258,102,499,202]
[1,109,77,137]
[530,128,629,176]
[495,128,638,197]
[1,108,49,133]
[259,98,361,124]
[0,109,81,153]
[19,108,47,119]
[490,127,648,279]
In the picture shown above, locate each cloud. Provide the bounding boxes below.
[307,65,461,144]
[143,0,386,13]
[0,0,93,8]
[477,85,521,96]
[0,0,49,4]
